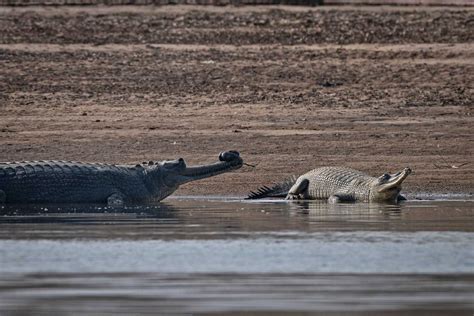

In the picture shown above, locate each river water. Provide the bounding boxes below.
[0,198,473,315]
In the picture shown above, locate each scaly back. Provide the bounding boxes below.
[0,160,145,203]
[303,167,376,200]
[0,160,132,180]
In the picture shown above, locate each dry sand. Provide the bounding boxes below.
[0,5,472,197]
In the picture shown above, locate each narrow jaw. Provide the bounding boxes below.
[178,151,243,184]
[377,167,412,193]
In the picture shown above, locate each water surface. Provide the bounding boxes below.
[0,199,473,315]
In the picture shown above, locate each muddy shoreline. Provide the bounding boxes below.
[0,6,472,197]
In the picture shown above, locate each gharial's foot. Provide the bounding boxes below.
[0,190,6,203]
[328,194,355,204]
[285,194,302,200]
[328,195,341,204]
[107,193,125,207]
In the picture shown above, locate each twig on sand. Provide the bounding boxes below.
[434,146,470,169]
[434,160,470,169]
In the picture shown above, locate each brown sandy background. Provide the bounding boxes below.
[0,5,473,197]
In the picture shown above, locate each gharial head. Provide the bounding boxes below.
[370,167,412,202]
[149,151,243,197]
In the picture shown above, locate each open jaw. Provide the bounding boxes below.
[377,167,412,193]
[179,151,243,183]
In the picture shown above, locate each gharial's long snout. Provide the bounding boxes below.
[178,150,243,183]
[377,167,412,192]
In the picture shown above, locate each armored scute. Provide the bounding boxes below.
[0,151,243,205]
[248,166,411,203]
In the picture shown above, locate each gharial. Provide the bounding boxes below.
[0,151,243,205]
[247,166,411,203]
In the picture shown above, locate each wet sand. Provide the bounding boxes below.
[0,5,473,197]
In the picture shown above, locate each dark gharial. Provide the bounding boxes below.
[247,167,411,203]
[0,151,243,205]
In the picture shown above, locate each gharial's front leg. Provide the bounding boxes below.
[285,178,310,200]
[0,190,5,203]
[107,193,126,206]
[328,193,356,204]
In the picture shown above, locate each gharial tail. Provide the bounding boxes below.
[246,175,298,199]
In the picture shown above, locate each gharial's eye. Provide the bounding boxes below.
[162,161,180,168]
[380,173,391,181]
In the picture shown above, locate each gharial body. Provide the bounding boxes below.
[247,166,411,203]
[0,151,243,205]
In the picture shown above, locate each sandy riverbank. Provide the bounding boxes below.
[1,6,472,196]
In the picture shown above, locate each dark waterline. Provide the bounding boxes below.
[0,199,473,315]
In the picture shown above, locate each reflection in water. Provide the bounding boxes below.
[0,199,473,314]
[287,200,404,230]
[1,199,472,240]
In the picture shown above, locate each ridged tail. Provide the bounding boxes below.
[246,175,298,199]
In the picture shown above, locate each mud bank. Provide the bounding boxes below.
[0,6,472,196]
